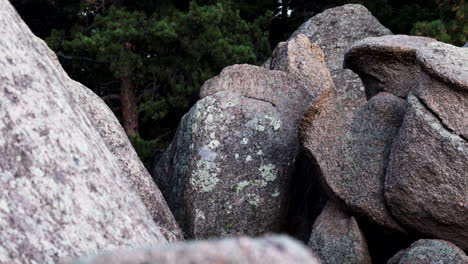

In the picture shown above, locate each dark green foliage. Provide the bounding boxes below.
[128,134,169,170]
[10,0,81,38]
[270,0,447,46]
[40,1,271,169]
[411,0,467,46]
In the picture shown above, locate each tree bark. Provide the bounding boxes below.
[120,75,138,135]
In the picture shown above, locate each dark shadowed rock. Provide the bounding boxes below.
[387,239,468,264]
[35,36,183,242]
[0,1,167,263]
[415,42,468,139]
[291,4,392,116]
[308,200,371,264]
[74,235,320,264]
[154,36,333,238]
[385,94,468,250]
[344,35,436,98]
[332,93,407,232]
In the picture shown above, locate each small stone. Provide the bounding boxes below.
[387,239,468,264]
[308,200,371,264]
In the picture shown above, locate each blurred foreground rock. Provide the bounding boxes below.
[74,236,320,264]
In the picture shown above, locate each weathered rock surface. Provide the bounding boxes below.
[334,93,407,232]
[155,91,296,238]
[387,239,468,264]
[385,94,468,250]
[308,200,371,264]
[290,4,392,116]
[270,34,335,92]
[154,36,333,238]
[74,235,320,264]
[299,79,406,233]
[35,35,183,242]
[299,80,345,202]
[416,42,468,139]
[69,80,183,241]
[344,35,436,98]
[0,1,167,263]
[417,42,468,91]
[200,67,329,127]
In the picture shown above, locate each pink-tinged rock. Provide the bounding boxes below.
[331,93,407,232]
[0,1,168,263]
[35,35,183,242]
[300,86,406,233]
[415,41,468,139]
[308,200,371,264]
[344,35,436,98]
[74,235,321,264]
[385,94,468,250]
[154,35,333,238]
[290,4,392,117]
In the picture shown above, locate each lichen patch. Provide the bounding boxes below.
[259,164,277,182]
[190,160,220,192]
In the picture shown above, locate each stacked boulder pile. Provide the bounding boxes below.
[154,4,467,264]
[0,0,466,263]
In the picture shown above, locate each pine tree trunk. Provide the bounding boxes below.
[120,75,138,135]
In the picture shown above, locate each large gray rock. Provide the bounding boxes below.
[385,94,468,250]
[417,42,468,91]
[154,36,333,238]
[155,90,295,238]
[300,81,407,232]
[344,35,436,98]
[290,4,392,116]
[296,8,405,233]
[0,1,167,263]
[35,35,183,242]
[70,81,183,241]
[332,93,407,232]
[387,239,468,264]
[308,201,371,264]
[74,235,320,264]
[416,42,468,139]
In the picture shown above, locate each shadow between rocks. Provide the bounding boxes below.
[283,150,328,242]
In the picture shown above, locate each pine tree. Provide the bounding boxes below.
[45,1,271,166]
[411,0,467,45]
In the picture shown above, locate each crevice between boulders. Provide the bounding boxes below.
[240,94,277,108]
[203,90,277,108]
[416,94,468,142]
[283,150,327,242]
